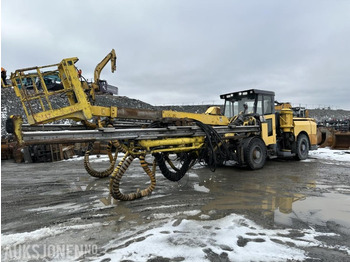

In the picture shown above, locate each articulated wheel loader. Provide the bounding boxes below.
[6,50,318,201]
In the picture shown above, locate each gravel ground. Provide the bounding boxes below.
[1,149,350,261]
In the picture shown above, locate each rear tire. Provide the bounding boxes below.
[244,137,267,170]
[295,134,309,160]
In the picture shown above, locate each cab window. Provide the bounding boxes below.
[263,96,273,114]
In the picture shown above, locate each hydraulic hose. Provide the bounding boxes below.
[194,120,229,172]
[154,153,195,182]
[84,140,126,178]
[109,154,156,201]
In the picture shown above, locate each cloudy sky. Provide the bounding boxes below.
[1,0,350,109]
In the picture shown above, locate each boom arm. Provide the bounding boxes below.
[94,49,116,85]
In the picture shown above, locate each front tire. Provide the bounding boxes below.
[244,137,267,170]
[295,134,309,160]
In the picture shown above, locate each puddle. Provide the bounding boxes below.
[275,192,350,234]
[184,160,350,235]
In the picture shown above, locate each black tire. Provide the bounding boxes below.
[295,134,309,160]
[244,137,267,170]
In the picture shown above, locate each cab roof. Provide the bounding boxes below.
[220,89,275,100]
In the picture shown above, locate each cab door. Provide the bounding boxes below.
[257,95,276,146]
[262,114,276,145]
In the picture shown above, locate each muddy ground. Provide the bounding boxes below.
[1,151,350,261]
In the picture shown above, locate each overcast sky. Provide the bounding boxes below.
[1,0,350,109]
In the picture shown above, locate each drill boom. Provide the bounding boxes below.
[19,125,260,145]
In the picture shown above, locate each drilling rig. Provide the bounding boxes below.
[7,50,318,201]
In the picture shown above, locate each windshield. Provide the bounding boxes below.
[223,96,256,118]
[222,91,275,118]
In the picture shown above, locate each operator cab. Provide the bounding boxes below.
[220,89,275,118]
[221,89,277,146]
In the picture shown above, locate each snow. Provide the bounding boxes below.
[309,148,350,163]
[64,153,126,162]
[64,155,109,162]
[194,183,210,193]
[1,222,102,247]
[92,213,349,262]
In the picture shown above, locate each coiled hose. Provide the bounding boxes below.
[109,153,157,201]
[84,140,126,178]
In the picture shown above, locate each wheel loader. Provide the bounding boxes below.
[6,50,318,200]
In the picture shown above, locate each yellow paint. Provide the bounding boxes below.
[139,137,205,148]
[11,58,94,125]
[275,102,292,111]
[12,115,23,145]
[91,106,118,118]
[149,143,204,154]
[205,106,221,115]
[294,119,317,146]
[162,110,229,126]
[279,109,293,132]
[261,114,276,145]
[224,133,236,138]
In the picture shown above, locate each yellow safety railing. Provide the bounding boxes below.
[10,58,93,124]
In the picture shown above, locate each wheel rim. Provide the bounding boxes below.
[253,146,262,163]
[301,140,308,155]
[301,143,306,152]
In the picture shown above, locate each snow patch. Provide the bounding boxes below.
[309,148,350,163]
[64,155,110,162]
[1,223,102,247]
[93,213,349,262]
[194,183,210,193]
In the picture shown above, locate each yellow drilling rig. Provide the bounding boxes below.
[6,49,317,201]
